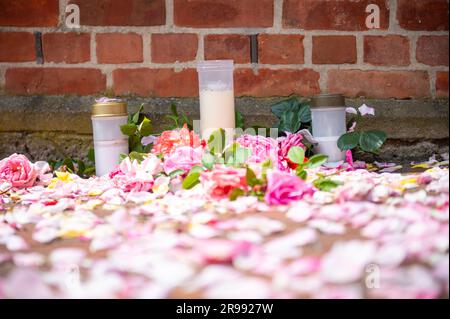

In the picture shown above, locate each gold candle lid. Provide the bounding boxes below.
[310,93,345,109]
[92,99,128,117]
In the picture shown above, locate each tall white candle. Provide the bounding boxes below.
[197,60,236,141]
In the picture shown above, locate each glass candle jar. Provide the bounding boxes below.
[197,60,236,141]
[310,94,347,162]
[91,100,129,176]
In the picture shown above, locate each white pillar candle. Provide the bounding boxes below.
[197,60,236,142]
[310,94,347,162]
[91,100,129,176]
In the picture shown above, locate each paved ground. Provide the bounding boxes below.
[0,166,448,299]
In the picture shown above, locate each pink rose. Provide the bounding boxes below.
[163,146,204,175]
[278,133,307,159]
[0,154,38,188]
[278,133,307,170]
[237,134,281,167]
[110,155,162,193]
[201,166,247,199]
[264,170,314,205]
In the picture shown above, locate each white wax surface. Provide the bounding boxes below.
[199,89,235,140]
[314,136,346,162]
[94,140,129,176]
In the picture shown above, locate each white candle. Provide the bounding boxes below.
[197,60,236,141]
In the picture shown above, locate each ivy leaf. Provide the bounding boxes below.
[306,154,328,169]
[121,123,138,136]
[139,117,153,137]
[314,178,342,192]
[182,173,200,190]
[229,188,245,201]
[337,132,361,151]
[359,130,387,153]
[288,146,305,164]
[246,167,260,187]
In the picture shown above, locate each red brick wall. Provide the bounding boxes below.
[0,0,448,98]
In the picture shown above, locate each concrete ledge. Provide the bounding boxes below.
[0,95,448,161]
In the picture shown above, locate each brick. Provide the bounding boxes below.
[43,33,90,64]
[436,72,449,98]
[328,70,430,99]
[204,35,250,64]
[235,69,320,97]
[416,36,449,67]
[151,34,198,63]
[258,35,304,64]
[113,68,198,97]
[69,0,165,26]
[96,33,143,64]
[283,0,389,30]
[174,0,274,28]
[5,68,106,95]
[0,32,36,62]
[364,35,410,66]
[0,0,59,27]
[397,0,449,31]
[312,36,357,64]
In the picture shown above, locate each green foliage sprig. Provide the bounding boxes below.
[120,104,153,153]
[271,96,311,135]
[337,108,387,154]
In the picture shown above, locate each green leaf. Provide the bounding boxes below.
[246,167,260,187]
[235,111,244,129]
[337,132,361,151]
[208,128,226,154]
[170,103,178,117]
[234,147,251,165]
[271,97,299,118]
[359,130,387,153]
[76,160,86,175]
[128,152,147,163]
[229,188,245,201]
[296,169,308,180]
[169,169,186,178]
[306,154,328,169]
[202,153,216,170]
[139,117,153,137]
[189,166,205,174]
[132,104,144,124]
[62,158,75,172]
[121,123,138,136]
[288,146,305,164]
[279,110,301,133]
[83,167,96,176]
[182,173,201,190]
[87,148,95,163]
[297,103,312,123]
[314,178,342,192]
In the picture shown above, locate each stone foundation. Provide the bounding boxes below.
[0,95,448,162]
